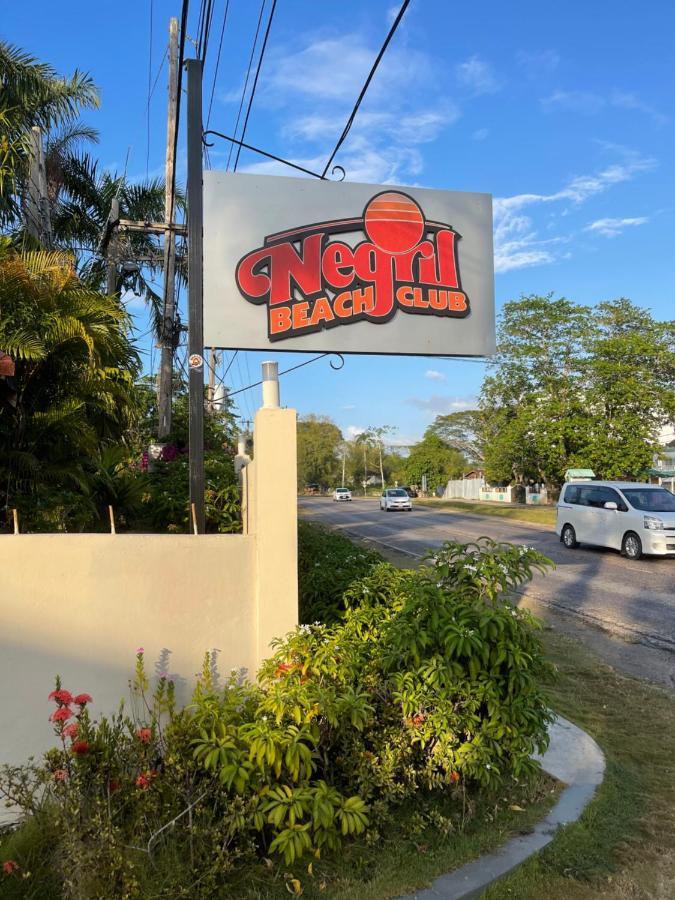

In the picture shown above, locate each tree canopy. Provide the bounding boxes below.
[480,294,675,486]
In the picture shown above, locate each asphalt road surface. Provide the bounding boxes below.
[299,498,675,688]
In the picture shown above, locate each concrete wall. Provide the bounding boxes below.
[0,405,298,769]
[443,478,484,500]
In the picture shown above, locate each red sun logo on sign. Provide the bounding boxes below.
[363,192,426,254]
[235,190,470,341]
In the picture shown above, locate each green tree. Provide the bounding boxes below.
[404,433,466,492]
[0,41,99,226]
[425,410,484,463]
[480,294,675,486]
[297,415,343,489]
[0,242,140,528]
[581,299,675,479]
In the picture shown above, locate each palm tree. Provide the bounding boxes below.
[0,41,99,226]
[0,240,140,528]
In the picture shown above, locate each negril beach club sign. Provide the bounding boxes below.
[203,173,495,357]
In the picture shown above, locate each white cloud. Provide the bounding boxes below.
[345,425,366,440]
[341,404,356,410]
[407,395,476,414]
[542,89,667,125]
[254,32,456,185]
[516,49,560,75]
[425,369,446,382]
[472,127,489,141]
[455,56,500,95]
[493,149,656,272]
[584,216,648,237]
[541,90,605,115]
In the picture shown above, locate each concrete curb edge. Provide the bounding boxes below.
[400,716,606,899]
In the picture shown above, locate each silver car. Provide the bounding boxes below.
[380,488,412,511]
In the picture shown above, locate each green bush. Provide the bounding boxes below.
[1,539,555,898]
[298,521,383,623]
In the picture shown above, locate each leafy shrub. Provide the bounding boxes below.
[1,539,555,897]
[298,521,383,623]
[135,452,240,534]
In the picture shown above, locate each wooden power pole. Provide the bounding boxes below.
[157,16,180,439]
[26,127,52,247]
[106,197,120,296]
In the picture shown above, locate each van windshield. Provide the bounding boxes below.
[621,489,675,512]
[388,489,408,497]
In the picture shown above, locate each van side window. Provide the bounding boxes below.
[585,486,627,510]
[578,486,594,506]
[564,485,580,504]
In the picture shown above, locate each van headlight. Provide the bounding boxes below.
[643,515,665,530]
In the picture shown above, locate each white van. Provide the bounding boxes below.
[556,481,675,560]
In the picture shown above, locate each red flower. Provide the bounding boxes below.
[73,693,93,706]
[450,771,460,784]
[53,769,68,781]
[274,662,294,678]
[109,779,121,793]
[50,707,74,723]
[48,689,73,705]
[71,740,89,756]
[411,713,426,727]
[62,723,79,739]
[135,770,157,789]
[136,728,152,744]
[2,860,19,875]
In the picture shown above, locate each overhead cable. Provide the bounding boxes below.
[233,0,279,172]
[226,0,266,171]
[206,0,231,129]
[320,0,411,178]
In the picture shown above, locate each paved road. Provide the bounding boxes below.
[299,498,675,686]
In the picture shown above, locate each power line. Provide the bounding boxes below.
[226,0,266,171]
[206,0,231,129]
[146,0,154,180]
[233,0,278,172]
[321,0,411,178]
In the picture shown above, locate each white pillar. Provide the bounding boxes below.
[261,361,280,409]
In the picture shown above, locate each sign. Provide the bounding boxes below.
[203,172,495,357]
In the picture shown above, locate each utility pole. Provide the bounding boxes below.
[187,58,205,533]
[157,17,180,439]
[26,127,52,246]
[207,347,219,412]
[106,197,120,295]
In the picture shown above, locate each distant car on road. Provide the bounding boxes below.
[556,481,675,560]
[380,488,413,511]
[333,487,352,502]
[305,483,320,495]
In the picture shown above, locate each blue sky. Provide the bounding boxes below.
[5,0,674,445]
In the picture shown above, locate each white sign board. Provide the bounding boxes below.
[203,172,495,357]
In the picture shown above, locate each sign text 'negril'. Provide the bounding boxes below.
[235,191,469,342]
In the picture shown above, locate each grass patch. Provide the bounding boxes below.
[417,499,557,527]
[482,629,675,899]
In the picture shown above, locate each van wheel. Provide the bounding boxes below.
[561,524,579,549]
[622,532,643,560]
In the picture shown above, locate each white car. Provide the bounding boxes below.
[556,481,675,560]
[333,487,352,501]
[380,488,413,511]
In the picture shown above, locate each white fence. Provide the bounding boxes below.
[442,478,485,500]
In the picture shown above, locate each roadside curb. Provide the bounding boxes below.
[400,716,606,900]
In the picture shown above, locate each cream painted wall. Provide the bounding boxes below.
[0,405,298,770]
[2,534,255,768]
